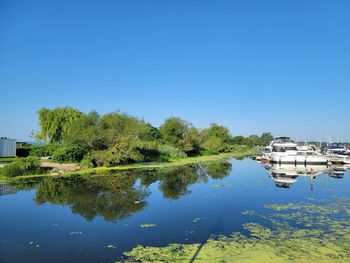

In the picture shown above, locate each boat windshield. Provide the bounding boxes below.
[272,146,298,152]
[329,143,345,149]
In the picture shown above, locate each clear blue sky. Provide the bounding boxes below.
[1,0,349,142]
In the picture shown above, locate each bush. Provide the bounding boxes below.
[51,146,85,163]
[16,145,60,158]
[1,157,42,177]
[158,144,187,161]
[30,144,60,157]
[135,141,161,162]
[80,155,94,168]
[16,147,32,157]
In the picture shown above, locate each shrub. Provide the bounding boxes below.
[30,144,60,157]
[16,147,32,157]
[157,144,187,161]
[80,155,94,168]
[51,146,85,163]
[1,157,42,177]
[135,141,161,162]
[16,145,60,158]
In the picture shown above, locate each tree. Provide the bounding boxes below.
[180,127,200,155]
[160,117,189,147]
[160,117,200,154]
[37,107,83,143]
[259,132,274,146]
[248,135,260,146]
[142,123,162,141]
[200,123,232,153]
[65,111,108,151]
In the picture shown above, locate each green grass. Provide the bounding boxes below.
[0,157,20,163]
[2,147,258,181]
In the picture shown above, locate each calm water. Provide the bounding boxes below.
[0,158,349,263]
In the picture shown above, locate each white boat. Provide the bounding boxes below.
[323,143,350,156]
[261,137,298,162]
[271,150,331,165]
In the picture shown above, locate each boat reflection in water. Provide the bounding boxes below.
[265,164,348,190]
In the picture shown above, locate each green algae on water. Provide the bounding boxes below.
[116,196,350,262]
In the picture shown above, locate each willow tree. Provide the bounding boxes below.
[37,107,83,143]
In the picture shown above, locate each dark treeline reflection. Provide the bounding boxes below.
[11,161,232,222]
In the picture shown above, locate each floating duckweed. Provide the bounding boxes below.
[117,196,350,262]
[140,224,156,228]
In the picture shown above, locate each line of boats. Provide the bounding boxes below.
[257,137,350,166]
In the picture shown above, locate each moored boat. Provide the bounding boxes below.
[271,150,331,166]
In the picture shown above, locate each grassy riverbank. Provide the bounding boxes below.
[0,148,257,182]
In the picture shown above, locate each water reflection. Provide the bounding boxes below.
[265,164,348,189]
[0,183,17,196]
[9,161,232,221]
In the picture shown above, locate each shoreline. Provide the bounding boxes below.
[0,149,257,182]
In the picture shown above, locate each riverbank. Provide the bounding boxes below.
[0,148,257,182]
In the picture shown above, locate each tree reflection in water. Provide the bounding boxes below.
[11,161,232,222]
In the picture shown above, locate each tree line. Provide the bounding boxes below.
[32,107,273,167]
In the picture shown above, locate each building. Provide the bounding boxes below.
[0,137,17,157]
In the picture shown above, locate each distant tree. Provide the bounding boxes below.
[65,110,107,151]
[248,135,260,146]
[37,107,83,143]
[160,117,189,146]
[230,135,246,145]
[142,123,162,141]
[259,132,274,146]
[181,127,201,155]
[201,123,232,153]
[159,117,200,154]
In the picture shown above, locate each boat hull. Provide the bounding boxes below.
[271,155,330,166]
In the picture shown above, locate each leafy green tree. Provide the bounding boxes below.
[200,123,232,153]
[160,117,200,154]
[180,127,201,155]
[99,111,149,142]
[142,123,162,141]
[230,135,246,145]
[247,135,260,146]
[65,111,108,151]
[37,107,83,143]
[259,132,274,146]
[160,117,189,147]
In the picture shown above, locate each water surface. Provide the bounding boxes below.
[0,158,349,262]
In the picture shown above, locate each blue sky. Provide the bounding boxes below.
[1,0,349,141]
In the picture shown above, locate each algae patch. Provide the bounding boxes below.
[116,196,350,262]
